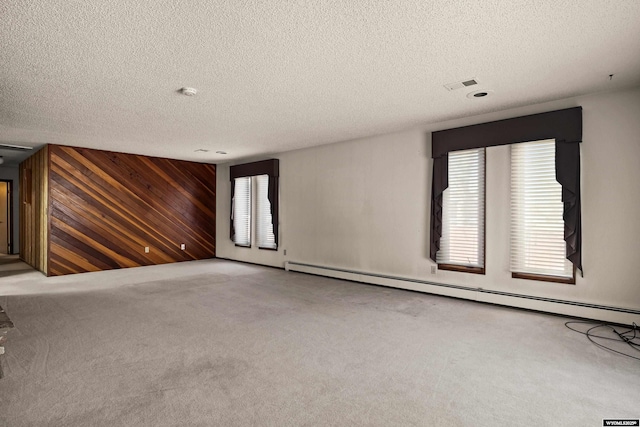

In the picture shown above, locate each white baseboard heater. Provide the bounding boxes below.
[285,261,640,325]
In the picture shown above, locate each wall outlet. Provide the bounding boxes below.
[180,243,186,250]
[284,249,287,256]
[144,246,150,253]
[430,266,437,274]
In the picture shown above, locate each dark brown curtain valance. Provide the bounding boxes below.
[229,159,280,247]
[430,107,583,274]
[230,159,280,181]
[432,107,582,158]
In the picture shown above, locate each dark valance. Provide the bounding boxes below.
[229,159,279,247]
[429,107,583,274]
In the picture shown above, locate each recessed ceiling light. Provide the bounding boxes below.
[215,151,227,155]
[179,87,198,96]
[467,90,494,99]
[194,149,209,153]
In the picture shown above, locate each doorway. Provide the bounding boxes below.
[0,180,12,255]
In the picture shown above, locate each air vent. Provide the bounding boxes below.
[444,78,479,91]
[0,143,33,151]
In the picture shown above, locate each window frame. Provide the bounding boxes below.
[232,177,252,248]
[255,174,277,251]
[510,140,576,284]
[512,269,576,285]
[437,147,486,275]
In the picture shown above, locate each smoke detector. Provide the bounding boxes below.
[179,87,198,96]
[444,78,479,91]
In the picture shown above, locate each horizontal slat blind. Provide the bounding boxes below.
[511,140,573,278]
[437,148,485,268]
[256,174,276,249]
[232,177,251,246]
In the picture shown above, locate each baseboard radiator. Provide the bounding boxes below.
[285,261,640,325]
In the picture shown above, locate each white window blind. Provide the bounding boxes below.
[437,148,485,268]
[510,140,573,278]
[232,177,251,247]
[256,174,276,249]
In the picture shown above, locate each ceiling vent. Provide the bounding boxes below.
[0,143,34,151]
[444,78,479,91]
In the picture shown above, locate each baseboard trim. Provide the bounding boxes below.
[285,261,640,325]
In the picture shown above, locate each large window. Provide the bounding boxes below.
[430,107,582,282]
[437,148,485,272]
[510,140,574,282]
[230,159,279,250]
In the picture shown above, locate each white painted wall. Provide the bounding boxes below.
[217,87,640,315]
[0,166,20,254]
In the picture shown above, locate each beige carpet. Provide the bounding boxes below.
[0,258,638,426]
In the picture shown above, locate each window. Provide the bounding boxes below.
[437,148,485,273]
[510,140,574,283]
[232,177,251,247]
[230,159,279,250]
[256,175,276,249]
[431,107,582,281]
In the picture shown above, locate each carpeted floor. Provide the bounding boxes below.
[0,257,638,426]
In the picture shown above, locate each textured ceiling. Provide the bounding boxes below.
[2,0,640,165]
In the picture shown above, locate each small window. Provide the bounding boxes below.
[232,177,251,247]
[256,175,276,249]
[510,140,574,283]
[437,148,485,273]
[230,159,279,250]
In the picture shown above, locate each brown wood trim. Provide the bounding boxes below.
[0,179,14,255]
[512,271,576,285]
[438,264,485,275]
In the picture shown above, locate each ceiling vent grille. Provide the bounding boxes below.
[444,78,479,91]
[0,143,34,151]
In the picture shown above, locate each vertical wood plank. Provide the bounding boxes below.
[18,146,49,274]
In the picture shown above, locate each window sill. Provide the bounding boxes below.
[437,264,485,275]
[258,246,278,251]
[235,244,251,248]
[512,272,575,285]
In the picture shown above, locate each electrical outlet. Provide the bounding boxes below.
[284,249,287,256]
[180,243,186,250]
[431,266,437,274]
[144,246,149,253]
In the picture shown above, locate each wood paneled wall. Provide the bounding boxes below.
[19,145,49,273]
[43,145,216,276]
[18,145,216,276]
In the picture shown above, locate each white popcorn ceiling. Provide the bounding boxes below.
[1,0,640,165]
